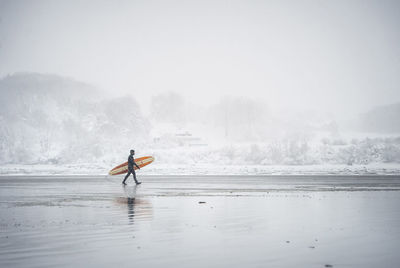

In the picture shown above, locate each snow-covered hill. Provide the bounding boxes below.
[0,73,399,174]
[0,73,149,164]
[358,103,400,133]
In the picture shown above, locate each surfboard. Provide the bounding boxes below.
[109,156,154,176]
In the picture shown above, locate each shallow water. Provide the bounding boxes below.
[1,175,400,268]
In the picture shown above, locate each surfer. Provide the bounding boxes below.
[122,150,141,185]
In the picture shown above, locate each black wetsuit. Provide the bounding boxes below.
[123,155,140,184]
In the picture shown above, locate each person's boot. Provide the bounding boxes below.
[135,180,141,185]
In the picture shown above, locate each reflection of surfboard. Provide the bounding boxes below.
[109,156,154,175]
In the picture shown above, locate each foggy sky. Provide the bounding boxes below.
[0,0,399,117]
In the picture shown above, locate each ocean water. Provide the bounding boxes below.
[1,175,400,268]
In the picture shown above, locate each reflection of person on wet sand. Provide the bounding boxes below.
[127,196,135,223]
[123,184,138,224]
[114,184,153,225]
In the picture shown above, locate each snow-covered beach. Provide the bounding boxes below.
[1,175,400,268]
[1,163,400,176]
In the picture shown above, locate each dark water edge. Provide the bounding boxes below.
[1,175,400,268]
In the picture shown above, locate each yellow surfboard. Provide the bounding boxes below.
[109,156,154,175]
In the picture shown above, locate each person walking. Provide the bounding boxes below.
[122,149,141,185]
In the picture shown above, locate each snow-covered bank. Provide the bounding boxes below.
[2,73,400,173]
[1,163,400,176]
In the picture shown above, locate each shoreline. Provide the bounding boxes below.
[1,163,400,176]
[1,175,400,268]
[1,174,400,193]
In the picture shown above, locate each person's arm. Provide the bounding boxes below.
[134,161,140,169]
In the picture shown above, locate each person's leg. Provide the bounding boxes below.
[123,171,131,184]
[132,169,141,184]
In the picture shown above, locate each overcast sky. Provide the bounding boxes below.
[0,0,399,117]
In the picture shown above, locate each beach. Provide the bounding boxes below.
[1,175,400,268]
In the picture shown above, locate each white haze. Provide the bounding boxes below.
[0,1,400,170]
[1,0,400,118]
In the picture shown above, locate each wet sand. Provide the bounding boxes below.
[1,175,400,268]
